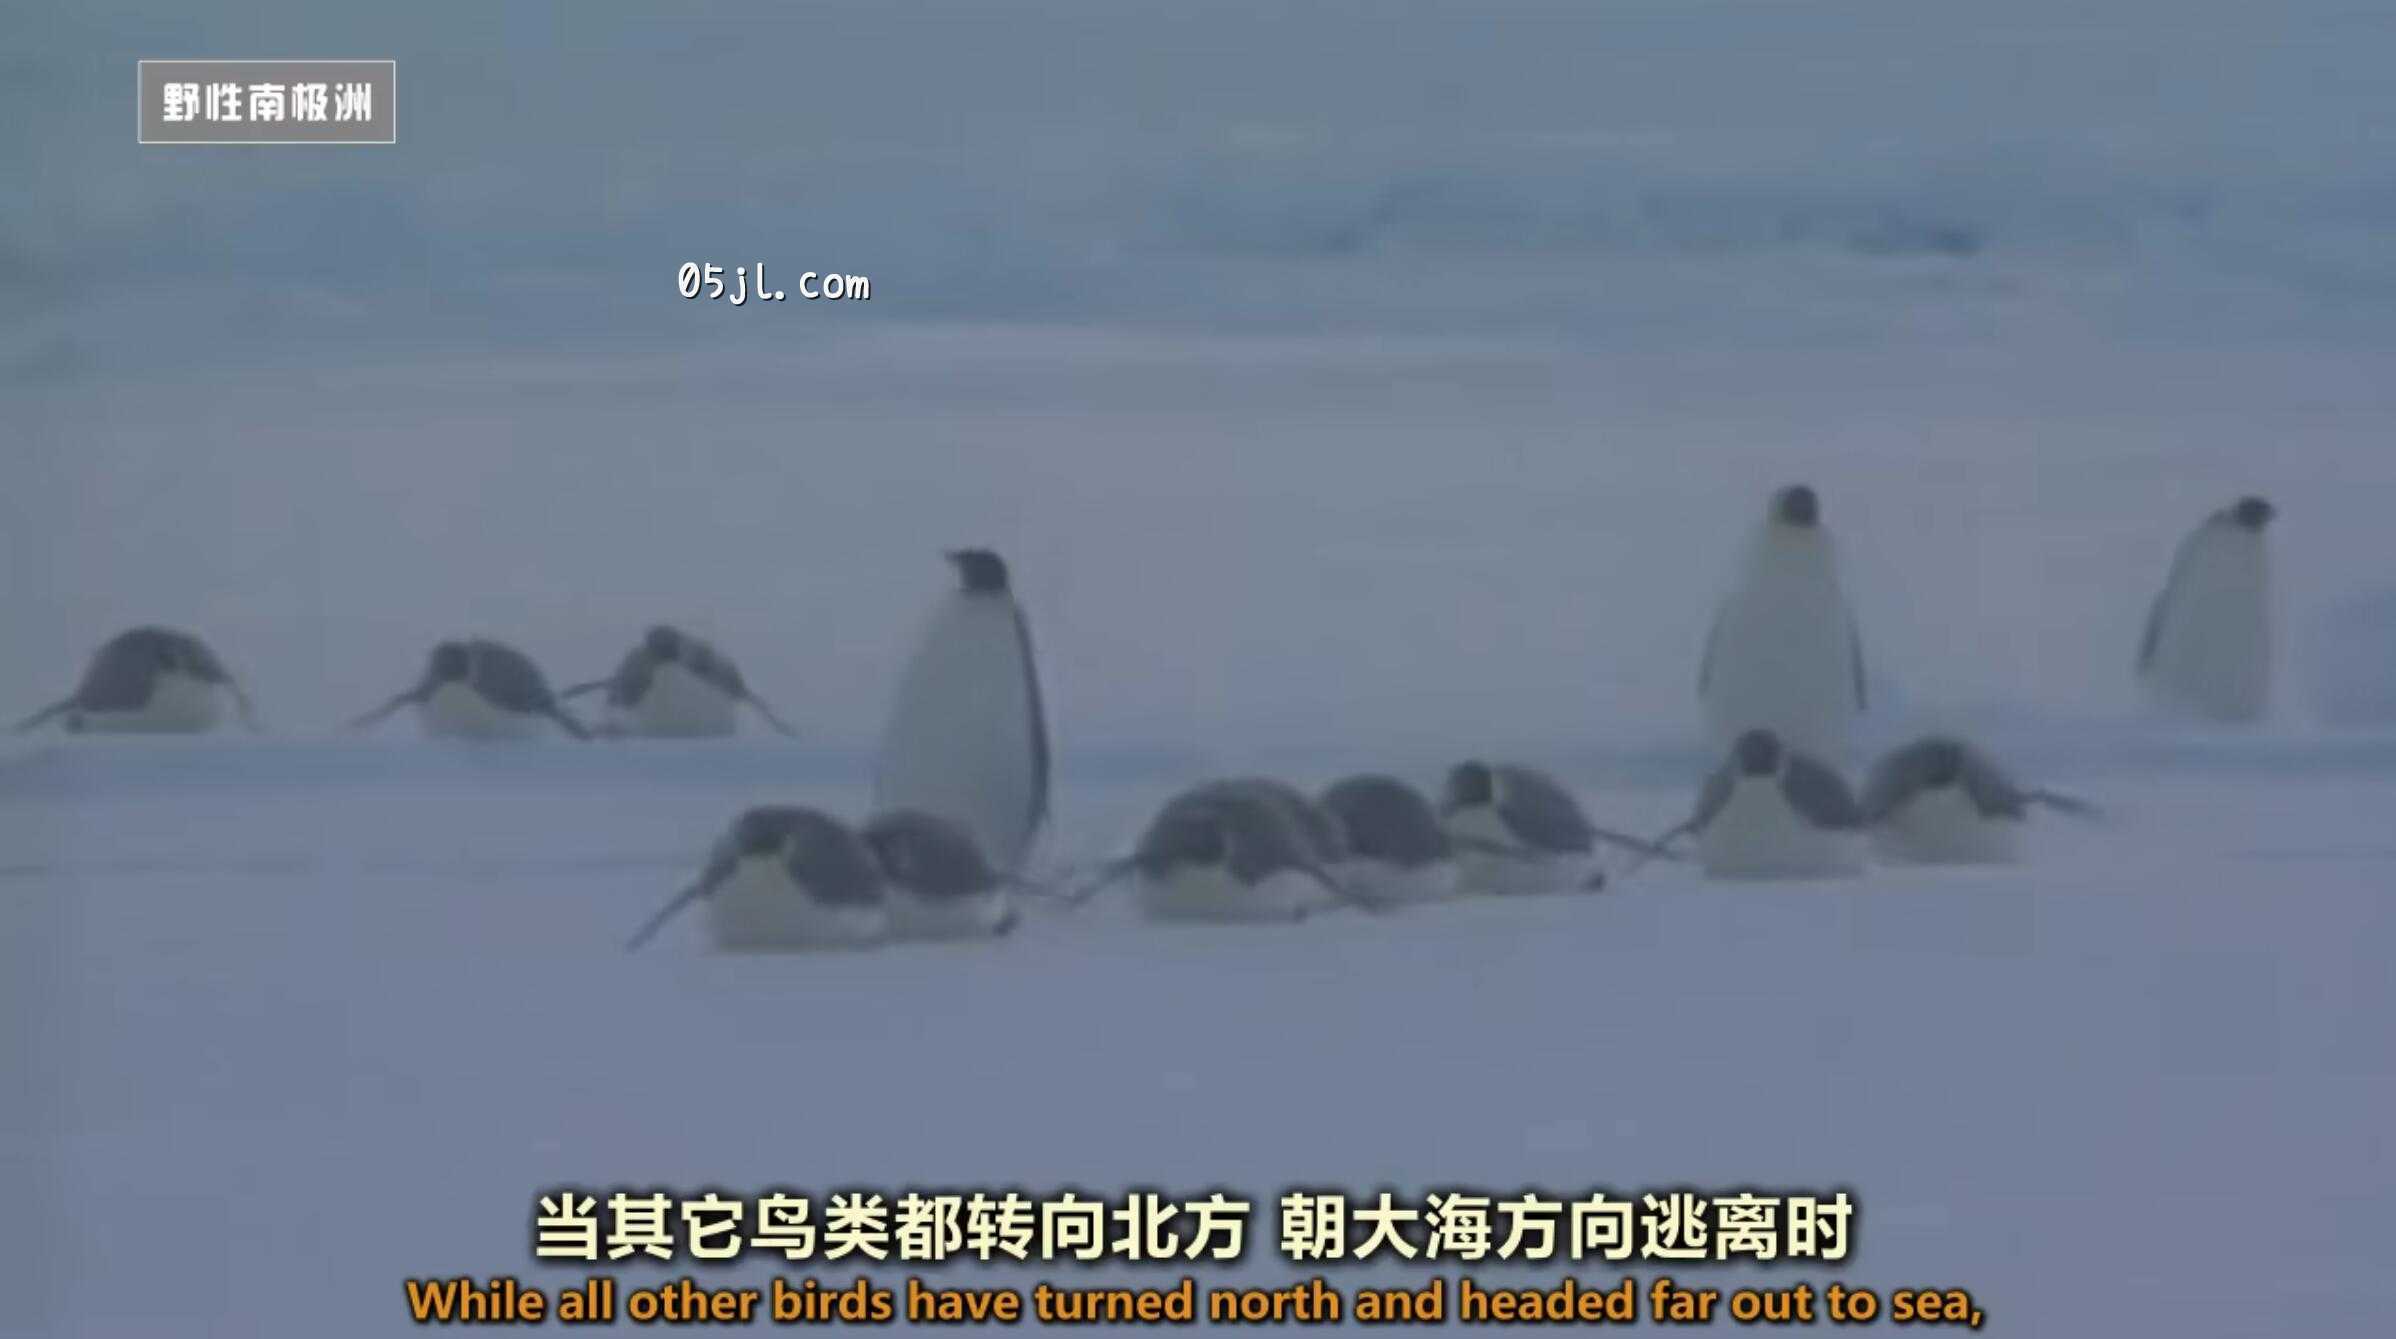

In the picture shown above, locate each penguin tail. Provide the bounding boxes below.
[12,698,73,734]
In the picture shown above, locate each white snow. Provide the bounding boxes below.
[5,735,2394,1334]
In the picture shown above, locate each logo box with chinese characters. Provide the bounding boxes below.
[139,60,395,144]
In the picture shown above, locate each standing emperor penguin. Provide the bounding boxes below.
[626,806,889,952]
[873,549,1050,874]
[14,626,259,734]
[1861,735,2097,865]
[1698,484,1868,761]
[1660,728,1866,880]
[349,638,588,740]
[862,808,1019,940]
[2138,496,2276,723]
[562,624,798,738]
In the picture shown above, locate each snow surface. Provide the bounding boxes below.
[5,734,2394,1335]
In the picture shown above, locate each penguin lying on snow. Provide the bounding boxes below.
[562,624,798,738]
[1437,761,1672,894]
[1861,735,2097,865]
[2138,495,2275,723]
[1127,785,1359,923]
[1698,483,1868,761]
[861,808,1020,940]
[627,806,889,952]
[1658,728,1865,880]
[349,638,588,740]
[1067,781,1373,923]
[15,626,259,735]
[874,549,1050,875]
[1318,774,1460,905]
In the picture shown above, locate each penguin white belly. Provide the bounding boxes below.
[73,673,225,733]
[1444,808,1599,895]
[1703,536,1860,760]
[1335,857,1461,906]
[706,857,888,950]
[420,683,548,740]
[1136,868,1318,923]
[887,887,1016,941]
[1872,788,2022,866]
[1699,782,1862,880]
[876,595,1043,871]
[616,664,738,737]
[2144,532,2271,723]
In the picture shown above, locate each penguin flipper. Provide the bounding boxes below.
[1586,824,1686,863]
[12,698,73,734]
[2027,788,2105,822]
[1697,605,1724,696]
[228,678,264,733]
[1054,856,1136,909]
[624,877,711,952]
[346,690,420,732]
[1012,604,1053,849]
[544,706,593,740]
[740,692,801,738]
[1849,614,1869,711]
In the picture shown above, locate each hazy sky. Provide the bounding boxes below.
[7,1,2394,751]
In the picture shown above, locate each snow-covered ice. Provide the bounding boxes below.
[5,732,2394,1334]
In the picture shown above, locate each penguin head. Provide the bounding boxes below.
[1733,728,1784,777]
[2229,496,2275,532]
[732,808,793,860]
[643,624,684,662]
[946,549,1011,594]
[1771,484,1821,529]
[1916,737,1966,789]
[1443,760,1497,812]
[428,641,472,684]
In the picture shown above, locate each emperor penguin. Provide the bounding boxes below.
[1183,776,1348,866]
[861,808,1019,940]
[1318,774,1461,905]
[1861,735,2098,866]
[873,549,1050,874]
[14,626,259,734]
[626,806,889,952]
[2137,495,2276,723]
[1660,728,1865,880]
[1698,484,1868,760]
[562,624,799,738]
[1126,785,1347,924]
[349,638,589,740]
[1438,761,1667,894]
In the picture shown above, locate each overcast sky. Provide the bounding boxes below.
[7,1,2394,752]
